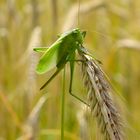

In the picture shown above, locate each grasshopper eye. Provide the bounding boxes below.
[76,41,79,45]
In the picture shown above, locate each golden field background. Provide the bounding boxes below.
[0,0,140,139]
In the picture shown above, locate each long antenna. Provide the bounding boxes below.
[77,0,80,27]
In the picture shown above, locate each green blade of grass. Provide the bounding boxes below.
[61,67,66,140]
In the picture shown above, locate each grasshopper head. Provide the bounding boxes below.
[72,28,86,44]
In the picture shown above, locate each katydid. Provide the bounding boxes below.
[33,28,88,105]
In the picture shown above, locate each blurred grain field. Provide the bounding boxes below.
[1,0,140,140]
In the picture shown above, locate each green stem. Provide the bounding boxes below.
[61,67,65,140]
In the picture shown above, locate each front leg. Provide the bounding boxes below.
[68,53,89,106]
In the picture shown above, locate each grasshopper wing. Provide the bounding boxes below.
[36,40,62,74]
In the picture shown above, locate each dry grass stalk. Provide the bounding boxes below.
[15,26,41,69]
[26,27,42,97]
[78,47,123,140]
[117,38,140,51]
[77,105,90,140]
[19,94,48,140]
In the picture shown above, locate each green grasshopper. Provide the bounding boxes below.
[33,28,88,105]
